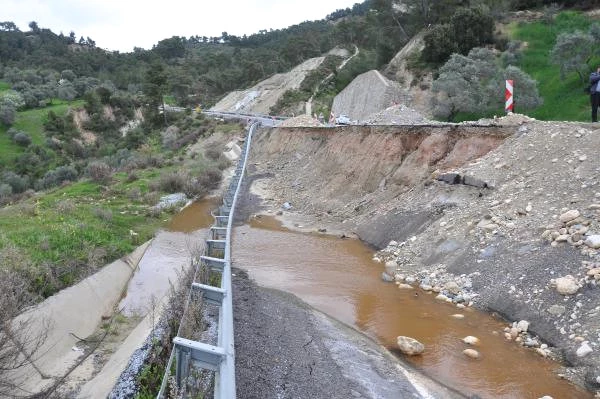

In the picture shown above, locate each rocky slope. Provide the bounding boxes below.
[246,115,600,393]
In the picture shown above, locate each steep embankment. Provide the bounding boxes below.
[248,117,600,392]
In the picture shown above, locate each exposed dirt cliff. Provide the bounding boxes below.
[247,116,600,393]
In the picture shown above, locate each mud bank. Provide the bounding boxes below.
[247,119,600,393]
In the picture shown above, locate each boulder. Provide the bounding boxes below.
[462,336,480,346]
[554,275,579,295]
[559,210,580,223]
[584,235,600,249]
[463,348,480,359]
[397,336,425,355]
[516,320,530,333]
[444,281,461,295]
[576,342,593,358]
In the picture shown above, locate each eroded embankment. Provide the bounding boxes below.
[249,120,600,393]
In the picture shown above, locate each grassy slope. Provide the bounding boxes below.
[511,11,597,121]
[0,99,84,165]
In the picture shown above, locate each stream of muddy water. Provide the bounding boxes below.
[232,215,592,399]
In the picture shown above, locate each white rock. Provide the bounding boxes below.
[559,210,580,223]
[444,281,461,295]
[576,342,593,358]
[462,336,480,345]
[398,283,413,289]
[385,260,397,269]
[435,294,449,301]
[538,395,553,399]
[451,314,465,320]
[462,348,480,359]
[397,336,425,355]
[516,320,530,333]
[388,240,398,247]
[554,275,579,295]
[584,235,600,249]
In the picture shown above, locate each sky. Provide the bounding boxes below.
[4,0,360,53]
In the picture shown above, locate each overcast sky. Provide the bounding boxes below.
[4,0,360,53]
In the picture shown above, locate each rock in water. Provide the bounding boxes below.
[397,336,425,355]
[463,348,480,359]
[462,336,480,345]
[554,275,579,295]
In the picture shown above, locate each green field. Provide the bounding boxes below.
[511,11,598,121]
[0,169,173,296]
[0,99,84,165]
[0,81,9,91]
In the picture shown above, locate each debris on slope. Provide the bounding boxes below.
[210,57,326,115]
[278,115,323,128]
[331,70,410,121]
[364,104,429,125]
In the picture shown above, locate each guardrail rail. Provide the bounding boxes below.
[157,122,258,398]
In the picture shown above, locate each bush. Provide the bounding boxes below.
[13,132,31,147]
[0,104,16,126]
[38,165,78,190]
[0,183,13,199]
[204,147,222,161]
[86,161,112,183]
[2,171,30,193]
[158,172,186,193]
[93,207,113,222]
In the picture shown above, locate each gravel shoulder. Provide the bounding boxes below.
[232,269,462,399]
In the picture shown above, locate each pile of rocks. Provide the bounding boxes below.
[501,320,553,358]
[278,115,323,128]
[377,240,477,307]
[542,209,600,255]
[363,104,429,125]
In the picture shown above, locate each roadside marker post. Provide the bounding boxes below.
[505,80,514,114]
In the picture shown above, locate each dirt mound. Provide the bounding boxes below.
[278,115,323,128]
[364,104,429,125]
[331,70,410,121]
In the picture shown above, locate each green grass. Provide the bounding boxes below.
[0,171,170,296]
[510,11,597,121]
[0,99,84,165]
[0,81,10,91]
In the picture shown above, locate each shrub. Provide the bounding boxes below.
[87,161,112,183]
[0,183,12,200]
[204,147,221,161]
[13,132,31,147]
[93,207,113,222]
[38,165,78,190]
[127,187,142,201]
[56,199,76,214]
[2,171,30,193]
[158,172,186,193]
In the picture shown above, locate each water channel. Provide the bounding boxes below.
[168,200,591,398]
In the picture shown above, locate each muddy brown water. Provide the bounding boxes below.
[232,216,592,399]
[168,197,219,233]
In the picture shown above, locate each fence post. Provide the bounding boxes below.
[505,79,514,114]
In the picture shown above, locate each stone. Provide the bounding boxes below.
[462,348,480,359]
[435,294,449,301]
[559,210,580,223]
[462,336,480,345]
[451,314,465,319]
[538,396,553,399]
[576,342,593,358]
[398,283,413,289]
[381,272,394,282]
[420,284,433,291]
[584,366,600,389]
[554,275,579,295]
[385,260,397,269]
[587,268,600,277]
[397,336,425,355]
[555,234,569,242]
[510,327,519,339]
[504,332,512,341]
[516,320,530,333]
[444,281,461,295]
[548,305,566,316]
[584,235,600,249]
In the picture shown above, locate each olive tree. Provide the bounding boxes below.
[432,47,542,120]
[550,30,596,81]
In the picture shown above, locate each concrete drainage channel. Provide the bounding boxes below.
[156,122,257,398]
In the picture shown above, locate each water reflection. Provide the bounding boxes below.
[232,216,591,399]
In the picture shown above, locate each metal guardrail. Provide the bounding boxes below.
[157,122,258,398]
